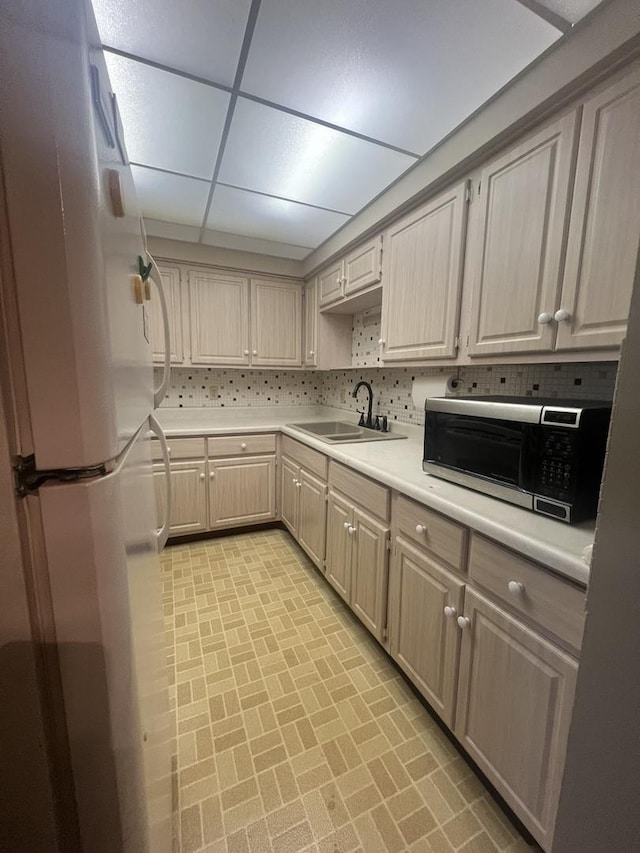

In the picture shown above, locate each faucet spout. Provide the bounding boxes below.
[352,381,374,429]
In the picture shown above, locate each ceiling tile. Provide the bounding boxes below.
[219,99,416,214]
[130,166,210,226]
[522,0,604,25]
[207,184,349,247]
[202,229,311,260]
[241,0,560,154]
[92,0,251,85]
[143,219,201,243]
[105,53,230,178]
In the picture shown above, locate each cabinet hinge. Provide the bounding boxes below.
[454,336,460,350]
[386,537,392,552]
[465,183,472,203]
[325,493,329,503]
[382,626,388,641]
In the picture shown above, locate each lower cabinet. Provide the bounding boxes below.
[280,455,327,569]
[208,456,276,529]
[388,536,465,727]
[153,458,208,537]
[454,588,578,851]
[325,488,390,643]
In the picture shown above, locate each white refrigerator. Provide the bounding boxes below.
[0,0,173,851]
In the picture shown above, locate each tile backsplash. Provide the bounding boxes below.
[158,361,617,425]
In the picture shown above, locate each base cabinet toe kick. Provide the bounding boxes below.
[154,431,585,850]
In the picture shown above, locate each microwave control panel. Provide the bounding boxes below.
[538,429,576,498]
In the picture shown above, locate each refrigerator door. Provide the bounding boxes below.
[36,419,172,853]
[0,0,160,470]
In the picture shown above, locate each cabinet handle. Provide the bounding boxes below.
[508,580,525,596]
[537,312,553,325]
[415,524,426,535]
[457,616,471,629]
[554,308,570,322]
[296,482,302,489]
[378,338,385,346]
[209,472,215,479]
[252,350,258,356]
[347,526,356,535]
[244,349,249,356]
[293,478,299,485]
[167,447,171,455]
[241,442,247,450]
[199,473,205,481]
[335,278,342,285]
[309,350,315,357]
[443,605,457,618]
[343,521,350,530]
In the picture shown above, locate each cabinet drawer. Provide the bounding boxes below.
[281,435,328,480]
[469,534,586,652]
[208,433,276,457]
[152,437,205,461]
[395,495,467,573]
[329,461,390,522]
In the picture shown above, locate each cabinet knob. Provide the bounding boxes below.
[309,350,315,357]
[457,616,471,629]
[347,525,356,535]
[415,524,427,535]
[443,605,457,618]
[252,350,258,356]
[508,580,525,596]
[199,473,205,480]
[378,338,385,346]
[293,478,299,485]
[335,278,342,285]
[537,312,553,325]
[167,447,171,455]
[241,442,247,450]
[244,349,249,355]
[554,308,570,322]
[343,521,350,530]
[296,481,302,489]
[209,471,215,479]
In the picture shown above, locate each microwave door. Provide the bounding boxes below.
[435,416,525,488]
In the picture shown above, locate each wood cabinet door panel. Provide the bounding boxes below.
[381,182,467,361]
[351,509,389,642]
[189,269,249,365]
[298,470,327,570]
[344,236,382,295]
[154,460,207,536]
[388,538,464,726]
[152,265,184,364]
[281,457,300,535]
[251,279,302,366]
[318,261,344,306]
[455,589,578,849]
[325,491,352,603]
[208,456,275,528]
[557,67,640,350]
[467,112,578,356]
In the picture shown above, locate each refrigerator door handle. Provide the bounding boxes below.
[148,251,171,408]
[149,414,171,550]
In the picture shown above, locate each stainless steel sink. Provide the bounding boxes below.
[287,421,407,444]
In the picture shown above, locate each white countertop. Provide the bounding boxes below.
[156,405,594,586]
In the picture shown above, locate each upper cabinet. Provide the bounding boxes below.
[466,111,579,357]
[318,235,383,311]
[556,66,640,351]
[380,181,468,361]
[251,278,302,367]
[189,269,250,365]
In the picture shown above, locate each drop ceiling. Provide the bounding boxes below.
[93,0,605,260]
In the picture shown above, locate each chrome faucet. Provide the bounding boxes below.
[352,381,374,428]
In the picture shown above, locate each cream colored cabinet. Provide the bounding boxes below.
[251,278,302,367]
[151,264,185,365]
[280,455,327,570]
[188,269,250,365]
[380,181,468,361]
[467,111,579,356]
[153,459,207,536]
[454,588,578,851]
[388,537,465,727]
[557,66,640,350]
[303,279,317,367]
[208,456,276,529]
[325,491,354,602]
[318,236,382,309]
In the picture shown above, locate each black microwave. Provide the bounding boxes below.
[423,396,612,523]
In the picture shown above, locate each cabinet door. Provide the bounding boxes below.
[344,236,382,296]
[381,182,468,361]
[153,459,207,536]
[318,260,344,307]
[151,265,184,365]
[303,280,318,367]
[455,588,578,850]
[557,67,640,351]
[350,509,389,642]
[467,111,578,356]
[280,457,300,535]
[250,279,302,367]
[298,470,327,570]
[208,456,275,528]
[325,491,352,603]
[188,269,250,365]
[388,537,464,727]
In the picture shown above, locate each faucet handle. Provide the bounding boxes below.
[357,410,365,426]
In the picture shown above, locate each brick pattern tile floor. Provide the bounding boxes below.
[161,529,538,853]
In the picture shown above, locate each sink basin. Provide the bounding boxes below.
[288,421,407,444]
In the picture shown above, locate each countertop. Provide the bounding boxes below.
[156,405,595,586]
